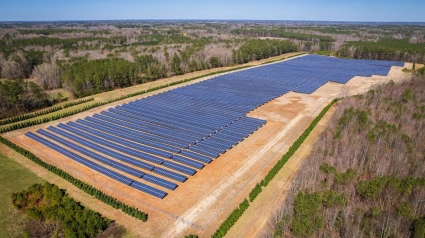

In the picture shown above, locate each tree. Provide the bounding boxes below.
[209,57,222,68]
[0,50,32,79]
[171,52,183,75]
[163,46,170,61]
[32,63,61,90]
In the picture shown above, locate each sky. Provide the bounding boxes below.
[0,0,424,22]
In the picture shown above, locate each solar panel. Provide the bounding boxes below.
[25,55,402,198]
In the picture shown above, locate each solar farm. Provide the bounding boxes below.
[5,54,405,235]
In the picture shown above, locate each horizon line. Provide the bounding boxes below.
[1,19,425,24]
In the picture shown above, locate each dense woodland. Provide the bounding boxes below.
[266,75,425,237]
[11,182,124,238]
[0,79,59,119]
[0,20,424,118]
[337,38,425,63]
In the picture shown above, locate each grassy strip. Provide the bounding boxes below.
[62,97,95,108]
[0,153,44,238]
[0,97,94,126]
[260,53,306,65]
[0,136,148,222]
[211,98,338,238]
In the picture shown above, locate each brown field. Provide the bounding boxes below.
[1,54,409,237]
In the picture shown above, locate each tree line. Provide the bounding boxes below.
[17,29,111,36]
[337,38,425,63]
[232,39,295,64]
[0,79,58,119]
[0,48,44,79]
[12,182,111,237]
[62,38,276,98]
[0,97,93,126]
[1,35,127,51]
[61,58,141,98]
[231,28,334,42]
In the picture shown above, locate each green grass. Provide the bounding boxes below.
[0,153,43,238]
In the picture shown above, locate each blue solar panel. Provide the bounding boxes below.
[26,132,134,186]
[26,55,402,198]
[142,174,178,191]
[51,125,155,171]
[153,167,187,182]
[131,181,167,199]
[171,155,204,169]
[36,129,145,178]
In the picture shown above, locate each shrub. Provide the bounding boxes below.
[369,207,382,217]
[396,202,413,217]
[249,183,262,202]
[322,190,346,207]
[413,217,425,238]
[356,177,388,199]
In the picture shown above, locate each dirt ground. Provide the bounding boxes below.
[0,56,409,237]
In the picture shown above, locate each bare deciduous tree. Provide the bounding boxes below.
[31,63,61,90]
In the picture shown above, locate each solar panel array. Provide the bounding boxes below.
[25,55,403,199]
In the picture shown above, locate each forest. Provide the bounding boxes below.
[0,80,58,119]
[267,74,425,237]
[337,38,425,63]
[11,182,124,238]
[232,39,295,64]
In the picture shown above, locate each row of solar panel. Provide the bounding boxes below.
[26,132,168,199]
[49,125,193,179]
[93,107,256,157]
[27,110,261,197]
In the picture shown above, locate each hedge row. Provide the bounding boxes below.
[0,136,148,222]
[62,97,95,108]
[211,99,338,237]
[0,65,252,134]
[248,183,262,202]
[0,97,94,126]
[0,101,108,133]
[212,199,250,238]
[262,99,338,187]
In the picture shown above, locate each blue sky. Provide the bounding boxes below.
[0,0,424,22]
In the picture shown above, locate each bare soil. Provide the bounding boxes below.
[0,57,407,237]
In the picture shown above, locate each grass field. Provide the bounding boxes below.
[0,153,43,238]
